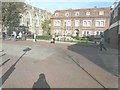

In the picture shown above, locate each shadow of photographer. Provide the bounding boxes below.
[32,73,50,89]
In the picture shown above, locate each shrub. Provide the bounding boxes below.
[87,36,94,41]
[27,34,33,39]
[36,35,52,40]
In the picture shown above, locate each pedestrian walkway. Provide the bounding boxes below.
[1,39,118,88]
[98,47,118,77]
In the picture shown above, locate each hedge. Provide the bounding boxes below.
[36,35,52,40]
[27,35,52,40]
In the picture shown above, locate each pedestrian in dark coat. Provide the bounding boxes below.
[99,36,107,51]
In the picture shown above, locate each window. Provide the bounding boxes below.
[95,20,105,27]
[114,9,118,18]
[87,31,89,36]
[54,20,61,26]
[100,32,104,36]
[96,21,99,26]
[75,12,79,16]
[94,31,104,36]
[54,29,60,35]
[20,14,24,25]
[65,12,69,17]
[83,20,92,27]
[82,31,91,37]
[75,20,80,27]
[25,12,32,26]
[96,31,99,36]
[55,13,59,17]
[65,30,72,35]
[34,14,39,26]
[99,11,104,15]
[100,21,104,27]
[83,21,87,26]
[86,12,91,16]
[47,16,50,19]
[83,31,86,37]
[64,20,71,26]
[88,21,91,26]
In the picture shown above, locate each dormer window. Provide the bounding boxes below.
[55,13,59,17]
[75,12,79,16]
[86,12,91,16]
[99,11,104,15]
[65,12,69,17]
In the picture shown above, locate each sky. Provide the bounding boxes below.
[25,0,116,13]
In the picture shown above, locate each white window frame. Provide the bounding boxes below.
[54,20,61,26]
[87,21,91,27]
[54,29,60,34]
[94,31,104,36]
[86,12,91,16]
[64,20,71,26]
[64,30,72,35]
[65,12,69,17]
[95,20,105,27]
[55,13,59,17]
[75,20,80,27]
[114,9,118,18]
[99,11,104,15]
[83,20,92,27]
[82,31,91,37]
[75,12,80,16]
[20,14,24,25]
[83,21,87,26]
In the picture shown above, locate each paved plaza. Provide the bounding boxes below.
[0,39,118,88]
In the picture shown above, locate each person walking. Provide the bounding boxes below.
[13,31,17,41]
[24,32,27,40]
[99,35,107,51]
[33,33,37,42]
[2,32,6,40]
[51,34,55,43]
[18,31,22,40]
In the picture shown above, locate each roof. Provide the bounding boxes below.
[55,7,110,12]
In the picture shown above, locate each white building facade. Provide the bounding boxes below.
[20,4,52,36]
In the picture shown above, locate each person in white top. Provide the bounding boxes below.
[33,33,37,42]
[18,32,22,39]
[13,31,17,41]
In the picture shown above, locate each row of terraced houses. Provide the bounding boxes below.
[50,7,110,38]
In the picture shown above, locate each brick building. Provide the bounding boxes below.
[104,1,120,49]
[0,1,1,38]
[51,7,110,39]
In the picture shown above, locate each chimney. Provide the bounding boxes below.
[94,6,97,8]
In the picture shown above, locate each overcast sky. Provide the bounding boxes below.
[25,0,116,13]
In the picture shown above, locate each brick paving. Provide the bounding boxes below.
[0,39,118,88]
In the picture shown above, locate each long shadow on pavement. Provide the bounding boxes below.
[0,58,10,67]
[32,73,50,90]
[0,47,31,87]
[67,43,117,76]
